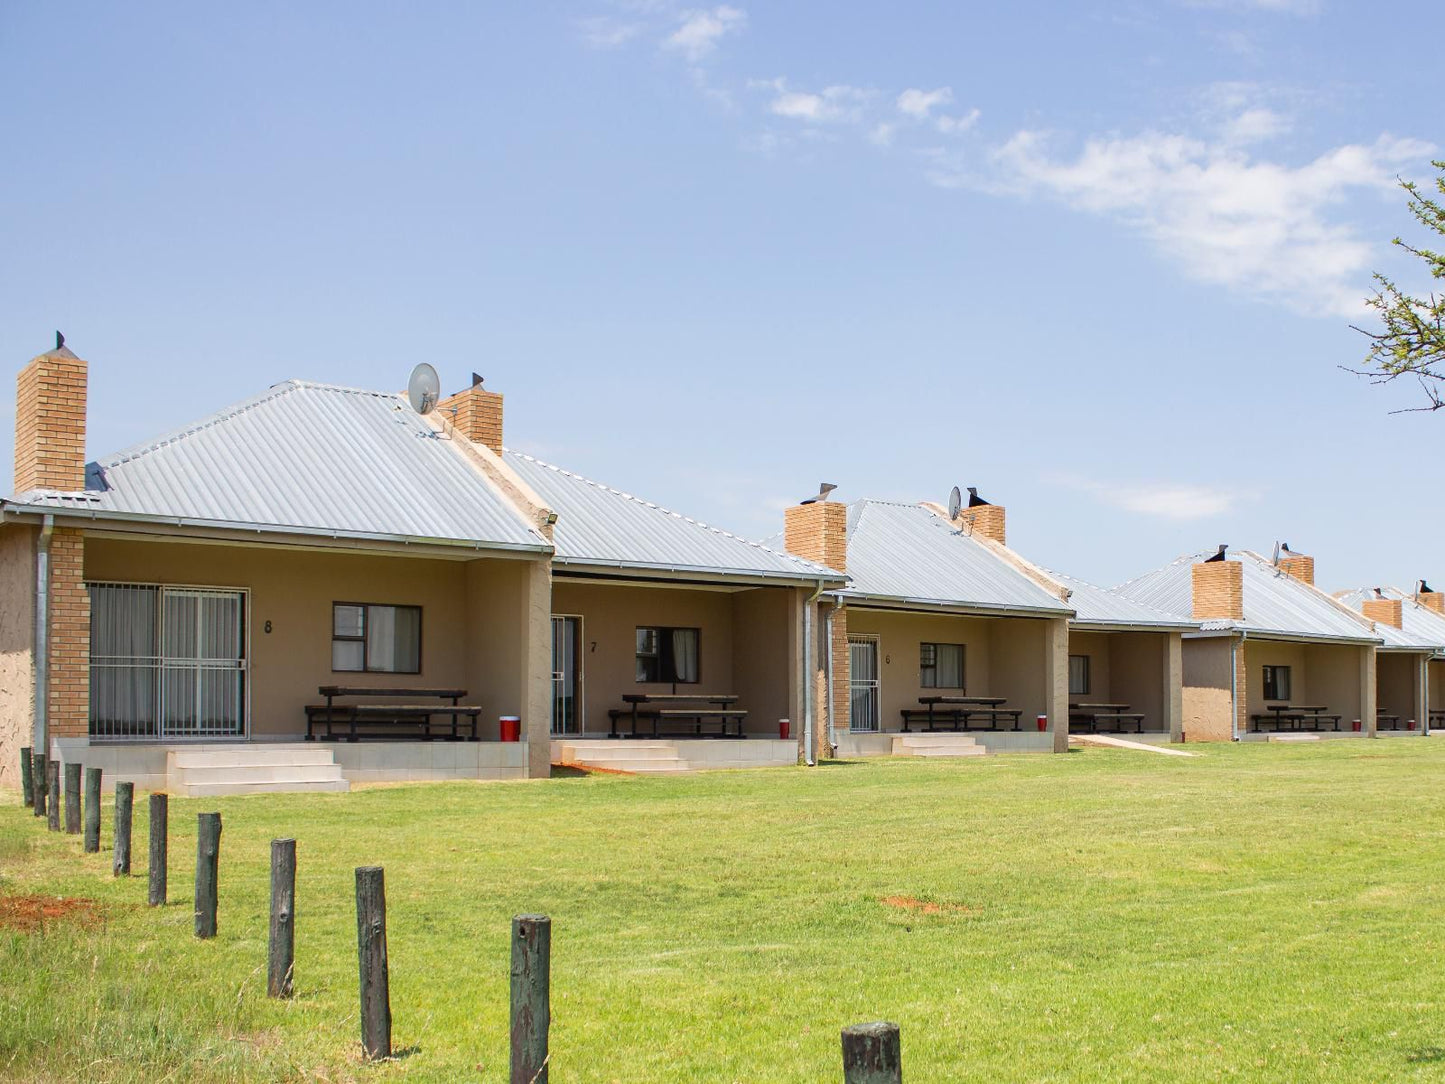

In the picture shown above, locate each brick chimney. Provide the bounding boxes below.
[1362,595,1403,629]
[1278,551,1314,586]
[965,503,1006,545]
[438,376,503,455]
[784,501,847,572]
[1417,584,1445,615]
[15,338,87,493]
[1192,560,1243,621]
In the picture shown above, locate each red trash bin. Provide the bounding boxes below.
[499,715,521,742]
[778,718,791,740]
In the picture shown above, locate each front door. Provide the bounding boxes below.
[848,636,880,732]
[551,615,582,735]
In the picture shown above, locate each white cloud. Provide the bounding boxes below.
[1220,107,1288,145]
[869,122,895,147]
[897,86,953,119]
[982,128,1436,316]
[664,5,746,62]
[1061,477,1240,520]
[765,82,871,124]
[577,16,643,49]
[936,108,981,135]
[1185,0,1320,12]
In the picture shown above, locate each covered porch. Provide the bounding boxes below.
[832,605,1067,755]
[1242,637,1374,738]
[547,576,805,757]
[1066,629,1183,740]
[1374,650,1430,735]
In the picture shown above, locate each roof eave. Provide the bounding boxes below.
[839,590,1073,619]
[552,556,846,589]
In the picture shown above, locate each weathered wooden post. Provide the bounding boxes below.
[148,793,168,906]
[19,747,32,807]
[113,782,134,876]
[510,914,551,1084]
[195,813,222,938]
[268,839,296,998]
[31,753,46,819]
[83,766,102,851]
[64,761,82,834]
[354,865,391,1060]
[841,1022,902,1084]
[46,760,60,831]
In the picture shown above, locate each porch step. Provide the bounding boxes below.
[1268,733,1322,743]
[891,733,987,758]
[559,740,693,774]
[166,746,350,796]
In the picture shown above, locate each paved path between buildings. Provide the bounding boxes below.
[1069,733,1200,757]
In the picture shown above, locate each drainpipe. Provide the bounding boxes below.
[801,579,827,767]
[1230,632,1246,741]
[34,515,53,757]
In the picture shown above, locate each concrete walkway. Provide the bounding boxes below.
[1069,734,1200,757]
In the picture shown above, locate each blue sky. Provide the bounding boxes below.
[1,1,1440,591]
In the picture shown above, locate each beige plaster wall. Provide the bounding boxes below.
[1181,636,1235,741]
[1068,631,1113,700]
[730,586,800,740]
[1301,642,1371,730]
[1430,660,1445,727]
[0,524,36,789]
[1245,640,1308,724]
[1107,632,1167,731]
[84,536,544,745]
[1377,652,1424,725]
[845,609,1057,735]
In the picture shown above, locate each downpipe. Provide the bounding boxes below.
[801,579,827,767]
[824,597,842,756]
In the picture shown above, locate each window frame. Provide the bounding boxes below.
[331,601,424,675]
[919,641,966,690]
[1068,654,1092,696]
[634,625,702,685]
[1262,664,1291,702]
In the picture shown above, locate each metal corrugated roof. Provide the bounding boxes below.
[1334,587,1445,652]
[1040,567,1198,630]
[1115,550,1382,644]
[11,381,547,551]
[505,450,842,584]
[834,500,1072,616]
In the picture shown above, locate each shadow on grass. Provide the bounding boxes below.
[1407,1047,1445,1064]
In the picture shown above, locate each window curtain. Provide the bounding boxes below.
[89,585,160,736]
[936,644,964,689]
[671,628,699,683]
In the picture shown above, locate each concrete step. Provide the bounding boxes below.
[907,746,989,758]
[560,745,682,762]
[1269,733,1322,743]
[580,759,691,773]
[892,733,985,758]
[173,764,347,786]
[169,747,337,769]
[175,779,352,797]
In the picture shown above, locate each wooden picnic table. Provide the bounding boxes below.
[1377,712,1402,731]
[612,693,745,738]
[1254,704,1340,733]
[307,686,481,742]
[908,695,1018,732]
[1069,702,1146,733]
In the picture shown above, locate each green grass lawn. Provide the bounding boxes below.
[4,739,1445,1082]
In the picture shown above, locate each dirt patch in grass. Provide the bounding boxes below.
[552,763,636,777]
[880,895,977,916]
[0,894,103,933]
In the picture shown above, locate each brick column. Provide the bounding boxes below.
[47,527,89,743]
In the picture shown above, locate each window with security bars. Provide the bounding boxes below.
[1262,665,1291,701]
[89,583,247,740]
[332,603,422,673]
[1069,655,1091,696]
[919,642,965,689]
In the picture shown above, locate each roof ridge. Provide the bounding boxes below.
[505,449,839,575]
[98,380,405,470]
[1238,549,1380,632]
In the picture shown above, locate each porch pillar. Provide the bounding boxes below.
[46,526,88,753]
[1361,646,1377,737]
[1045,617,1068,753]
[1163,631,1183,742]
[523,559,553,779]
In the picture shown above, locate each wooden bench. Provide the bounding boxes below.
[1377,713,1402,731]
[1071,711,1146,734]
[306,686,483,742]
[609,694,747,738]
[899,707,1021,732]
[1251,707,1341,733]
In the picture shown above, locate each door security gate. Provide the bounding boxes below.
[848,636,880,733]
[89,583,248,740]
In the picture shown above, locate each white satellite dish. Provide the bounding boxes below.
[407,363,441,415]
[947,485,962,521]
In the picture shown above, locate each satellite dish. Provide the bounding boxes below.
[947,486,962,521]
[407,363,441,415]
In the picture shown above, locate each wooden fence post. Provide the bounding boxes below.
[195,813,222,939]
[113,782,134,876]
[148,793,168,906]
[31,753,46,819]
[268,839,296,998]
[841,1022,902,1084]
[19,747,32,807]
[354,866,391,1060]
[83,766,102,851]
[46,761,60,831]
[510,914,551,1084]
[64,762,82,834]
